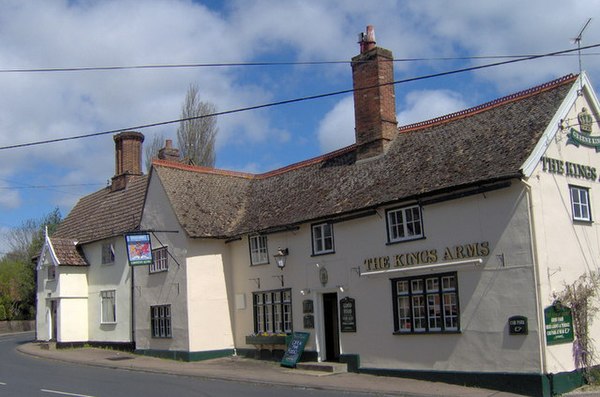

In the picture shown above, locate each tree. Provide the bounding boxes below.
[0,208,62,320]
[176,84,218,167]
[144,133,166,173]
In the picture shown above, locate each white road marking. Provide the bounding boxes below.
[41,389,96,397]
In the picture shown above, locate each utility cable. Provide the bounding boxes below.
[1,43,599,152]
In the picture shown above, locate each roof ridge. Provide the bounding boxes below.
[398,74,578,133]
[152,144,357,179]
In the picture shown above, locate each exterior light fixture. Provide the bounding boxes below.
[300,289,311,295]
[274,247,289,269]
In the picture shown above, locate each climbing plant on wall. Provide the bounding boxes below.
[554,271,600,383]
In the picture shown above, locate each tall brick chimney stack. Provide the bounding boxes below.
[351,25,397,160]
[111,131,144,192]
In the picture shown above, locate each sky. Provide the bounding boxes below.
[0,0,599,256]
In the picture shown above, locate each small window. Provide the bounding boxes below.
[100,290,116,324]
[47,265,56,281]
[151,305,172,338]
[150,247,168,273]
[102,242,115,264]
[249,235,269,265]
[386,205,423,243]
[392,272,459,334]
[570,185,591,222]
[312,223,334,255]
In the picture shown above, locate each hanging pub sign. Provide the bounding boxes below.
[544,302,574,345]
[125,233,153,266]
[340,297,356,332]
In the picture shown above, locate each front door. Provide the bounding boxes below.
[322,292,340,361]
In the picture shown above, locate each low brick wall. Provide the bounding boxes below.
[0,320,35,334]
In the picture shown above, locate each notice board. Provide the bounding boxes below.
[281,332,310,368]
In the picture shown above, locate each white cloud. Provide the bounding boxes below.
[398,90,469,127]
[317,96,355,153]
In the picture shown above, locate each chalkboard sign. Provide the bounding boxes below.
[281,332,310,368]
[340,297,356,332]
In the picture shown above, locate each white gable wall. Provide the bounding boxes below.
[528,83,600,374]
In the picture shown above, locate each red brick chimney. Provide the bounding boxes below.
[111,131,144,192]
[351,25,397,160]
[158,139,181,162]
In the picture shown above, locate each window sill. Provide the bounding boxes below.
[311,251,335,257]
[250,262,270,267]
[100,322,117,325]
[149,269,168,274]
[386,236,426,246]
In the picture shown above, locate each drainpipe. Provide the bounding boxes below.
[522,179,547,377]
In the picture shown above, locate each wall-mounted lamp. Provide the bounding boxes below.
[274,247,289,269]
[337,285,347,293]
[300,288,311,295]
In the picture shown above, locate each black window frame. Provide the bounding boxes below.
[391,272,460,334]
[252,289,293,334]
[150,304,172,338]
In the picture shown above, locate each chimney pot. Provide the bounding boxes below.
[158,139,180,162]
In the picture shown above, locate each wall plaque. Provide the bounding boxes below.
[508,315,528,335]
[544,303,574,345]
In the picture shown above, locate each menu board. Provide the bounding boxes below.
[340,297,356,332]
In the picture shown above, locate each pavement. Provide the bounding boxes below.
[15,340,535,397]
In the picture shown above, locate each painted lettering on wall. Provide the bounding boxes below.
[541,156,598,182]
[363,241,489,272]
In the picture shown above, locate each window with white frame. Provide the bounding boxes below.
[312,222,334,255]
[249,235,269,265]
[151,305,172,338]
[253,289,292,334]
[570,185,592,222]
[150,246,168,273]
[100,290,116,324]
[392,273,459,333]
[101,242,115,264]
[386,205,423,243]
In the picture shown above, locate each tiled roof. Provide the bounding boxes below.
[54,175,148,244]
[49,237,88,266]
[154,74,577,238]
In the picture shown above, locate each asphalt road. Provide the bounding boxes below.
[1,332,372,397]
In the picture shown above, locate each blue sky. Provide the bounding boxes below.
[1,0,599,255]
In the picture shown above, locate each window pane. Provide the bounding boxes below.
[397,296,411,332]
[101,290,116,323]
[412,295,426,331]
[253,289,292,335]
[427,294,441,331]
[443,293,458,330]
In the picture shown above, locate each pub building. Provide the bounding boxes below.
[38,26,600,397]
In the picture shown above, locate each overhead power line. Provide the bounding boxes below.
[0,52,598,74]
[0,43,598,152]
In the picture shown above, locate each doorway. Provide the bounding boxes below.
[50,300,57,341]
[322,292,340,361]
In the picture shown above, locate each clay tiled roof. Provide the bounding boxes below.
[54,176,148,244]
[154,75,576,238]
[49,237,88,266]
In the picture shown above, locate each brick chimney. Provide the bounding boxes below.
[111,131,144,192]
[158,139,181,162]
[351,25,397,160]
